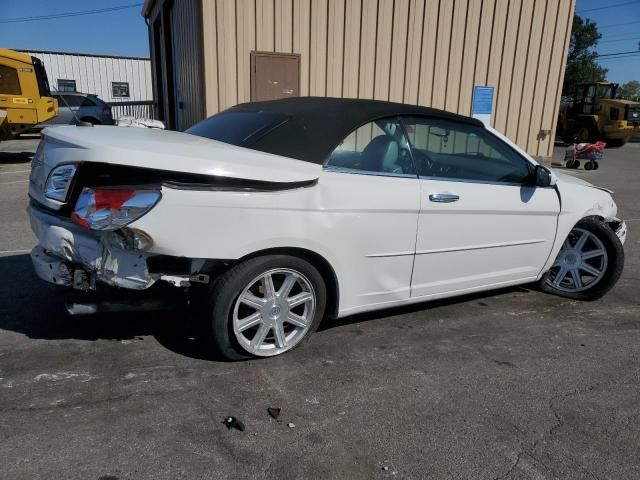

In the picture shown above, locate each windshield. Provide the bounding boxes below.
[186,110,289,146]
[596,84,613,99]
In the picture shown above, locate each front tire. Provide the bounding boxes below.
[540,218,624,300]
[206,255,326,360]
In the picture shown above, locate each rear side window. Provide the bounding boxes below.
[60,95,84,108]
[81,97,97,107]
[327,118,415,175]
[0,65,21,95]
[186,111,289,146]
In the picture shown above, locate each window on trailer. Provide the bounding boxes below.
[112,82,130,98]
[57,79,76,92]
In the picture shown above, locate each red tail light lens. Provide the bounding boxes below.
[72,187,161,231]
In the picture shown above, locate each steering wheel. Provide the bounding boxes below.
[412,148,435,175]
[392,147,414,174]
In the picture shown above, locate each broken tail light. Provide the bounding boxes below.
[71,187,161,231]
[44,163,78,202]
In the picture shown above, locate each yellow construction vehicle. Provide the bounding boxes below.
[557,82,640,147]
[0,48,58,140]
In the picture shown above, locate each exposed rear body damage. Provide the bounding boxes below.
[29,126,319,293]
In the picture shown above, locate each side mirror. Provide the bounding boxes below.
[533,165,555,187]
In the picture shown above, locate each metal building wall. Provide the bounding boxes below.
[170,0,206,130]
[24,51,153,103]
[144,0,205,130]
[200,0,575,157]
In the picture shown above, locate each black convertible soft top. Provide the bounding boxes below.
[189,97,484,165]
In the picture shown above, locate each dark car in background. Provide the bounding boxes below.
[41,91,114,126]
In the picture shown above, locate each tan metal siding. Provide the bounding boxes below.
[217,0,238,108]
[342,0,362,98]
[388,0,410,103]
[293,0,312,96]
[494,0,521,135]
[402,0,425,105]
[505,0,533,141]
[195,0,575,157]
[527,0,558,153]
[445,0,467,113]
[310,0,329,96]
[373,0,393,100]
[326,0,346,97]
[358,1,378,99]
[202,0,219,114]
[431,1,453,110]
[257,0,276,51]
[458,0,481,114]
[517,0,546,148]
[418,0,439,107]
[275,0,294,52]
[237,0,256,103]
[540,0,575,157]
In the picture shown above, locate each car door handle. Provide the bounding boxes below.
[429,193,460,203]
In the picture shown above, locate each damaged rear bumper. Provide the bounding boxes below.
[29,205,157,290]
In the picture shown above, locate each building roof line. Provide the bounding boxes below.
[141,0,155,18]
[16,49,150,62]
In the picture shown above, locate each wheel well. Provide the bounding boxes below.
[237,247,340,318]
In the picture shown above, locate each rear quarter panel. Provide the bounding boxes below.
[130,170,421,314]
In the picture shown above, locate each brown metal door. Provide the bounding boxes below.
[251,52,300,101]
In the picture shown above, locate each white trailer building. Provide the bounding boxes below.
[20,49,153,103]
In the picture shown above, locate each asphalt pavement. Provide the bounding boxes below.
[1,135,639,479]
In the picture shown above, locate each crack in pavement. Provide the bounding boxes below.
[492,366,640,479]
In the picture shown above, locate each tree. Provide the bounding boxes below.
[563,15,608,94]
[618,80,640,100]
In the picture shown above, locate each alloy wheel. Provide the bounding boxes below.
[232,268,316,356]
[546,227,608,293]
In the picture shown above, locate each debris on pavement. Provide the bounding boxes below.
[287,422,295,429]
[267,407,281,419]
[222,416,245,431]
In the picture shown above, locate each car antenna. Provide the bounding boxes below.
[57,93,93,127]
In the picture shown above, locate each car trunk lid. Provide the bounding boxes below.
[29,125,322,211]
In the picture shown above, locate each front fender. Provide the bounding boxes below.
[540,181,619,274]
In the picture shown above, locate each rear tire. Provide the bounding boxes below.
[539,218,624,301]
[205,255,327,360]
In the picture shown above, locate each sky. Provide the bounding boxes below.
[0,1,149,57]
[576,0,640,84]
[0,0,638,83]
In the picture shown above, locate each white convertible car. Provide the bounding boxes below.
[28,97,626,360]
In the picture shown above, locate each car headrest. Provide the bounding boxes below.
[359,136,398,172]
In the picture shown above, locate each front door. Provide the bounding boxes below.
[399,116,560,299]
